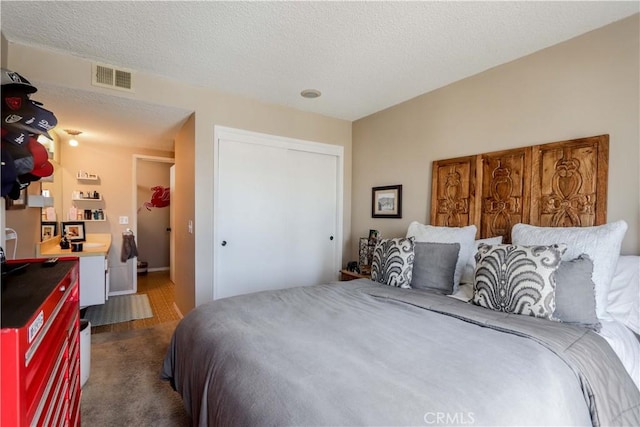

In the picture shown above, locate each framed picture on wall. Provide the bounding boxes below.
[5,188,27,210]
[41,221,58,241]
[372,185,402,218]
[61,221,86,242]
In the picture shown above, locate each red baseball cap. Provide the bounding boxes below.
[26,136,53,177]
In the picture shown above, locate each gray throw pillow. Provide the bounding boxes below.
[553,254,601,331]
[371,237,415,289]
[411,242,460,294]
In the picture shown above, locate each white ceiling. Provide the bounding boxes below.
[1,1,638,151]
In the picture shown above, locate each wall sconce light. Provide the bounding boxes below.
[64,129,82,147]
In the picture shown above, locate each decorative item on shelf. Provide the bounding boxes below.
[358,230,382,275]
[61,221,86,242]
[41,221,57,241]
[42,206,56,221]
[60,234,70,249]
[346,261,360,273]
[372,185,403,218]
[90,209,105,220]
[73,190,101,200]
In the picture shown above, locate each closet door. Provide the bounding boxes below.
[216,131,340,300]
[285,149,338,287]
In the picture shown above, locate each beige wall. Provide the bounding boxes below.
[3,185,42,259]
[5,41,352,312]
[352,14,639,258]
[1,33,7,67]
[174,115,196,315]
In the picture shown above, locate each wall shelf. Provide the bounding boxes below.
[72,197,103,202]
[83,217,107,222]
[76,172,99,181]
[27,195,54,208]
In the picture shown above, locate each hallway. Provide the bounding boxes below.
[91,271,181,334]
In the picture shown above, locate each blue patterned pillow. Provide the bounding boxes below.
[371,237,415,289]
[473,243,567,319]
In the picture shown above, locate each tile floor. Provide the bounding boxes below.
[90,270,181,334]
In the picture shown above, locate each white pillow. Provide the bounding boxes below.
[460,236,503,285]
[406,221,476,292]
[606,256,640,335]
[511,220,628,319]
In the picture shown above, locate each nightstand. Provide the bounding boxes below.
[339,269,371,281]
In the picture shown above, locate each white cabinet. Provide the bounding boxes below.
[79,256,109,307]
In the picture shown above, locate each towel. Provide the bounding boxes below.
[121,234,139,262]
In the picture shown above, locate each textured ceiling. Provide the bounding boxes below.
[1,1,638,150]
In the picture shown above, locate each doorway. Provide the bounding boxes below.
[132,155,175,293]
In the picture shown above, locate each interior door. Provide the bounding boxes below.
[216,134,339,299]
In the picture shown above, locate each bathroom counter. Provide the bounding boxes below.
[36,233,112,258]
[36,233,112,307]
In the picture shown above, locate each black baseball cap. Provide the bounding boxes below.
[2,99,56,140]
[1,68,37,94]
[1,147,18,197]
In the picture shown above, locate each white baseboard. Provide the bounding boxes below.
[108,290,136,297]
[173,302,184,319]
[147,266,170,272]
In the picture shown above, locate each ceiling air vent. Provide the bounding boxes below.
[92,63,134,92]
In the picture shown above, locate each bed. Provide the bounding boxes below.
[162,135,640,426]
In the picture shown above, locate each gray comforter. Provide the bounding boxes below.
[162,279,640,426]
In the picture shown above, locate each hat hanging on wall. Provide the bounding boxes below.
[26,136,54,177]
[2,98,57,140]
[0,67,58,199]
[1,127,29,146]
[1,147,18,197]
[0,68,37,94]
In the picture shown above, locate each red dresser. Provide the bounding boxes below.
[1,258,81,426]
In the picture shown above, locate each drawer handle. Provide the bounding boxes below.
[59,286,66,292]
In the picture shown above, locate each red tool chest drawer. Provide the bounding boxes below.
[1,258,80,427]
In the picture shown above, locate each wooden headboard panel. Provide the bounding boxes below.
[430,134,609,242]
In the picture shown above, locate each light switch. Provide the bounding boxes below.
[188,220,193,234]
[119,216,129,225]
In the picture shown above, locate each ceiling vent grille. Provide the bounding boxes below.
[92,63,134,92]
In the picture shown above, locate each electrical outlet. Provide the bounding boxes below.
[119,216,129,225]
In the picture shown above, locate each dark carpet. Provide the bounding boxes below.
[80,320,191,426]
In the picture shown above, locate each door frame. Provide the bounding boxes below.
[213,126,344,300]
[129,154,175,294]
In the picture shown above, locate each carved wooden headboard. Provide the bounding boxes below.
[430,134,609,242]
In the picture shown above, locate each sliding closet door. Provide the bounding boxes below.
[217,139,289,299]
[215,130,340,300]
[285,149,338,287]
